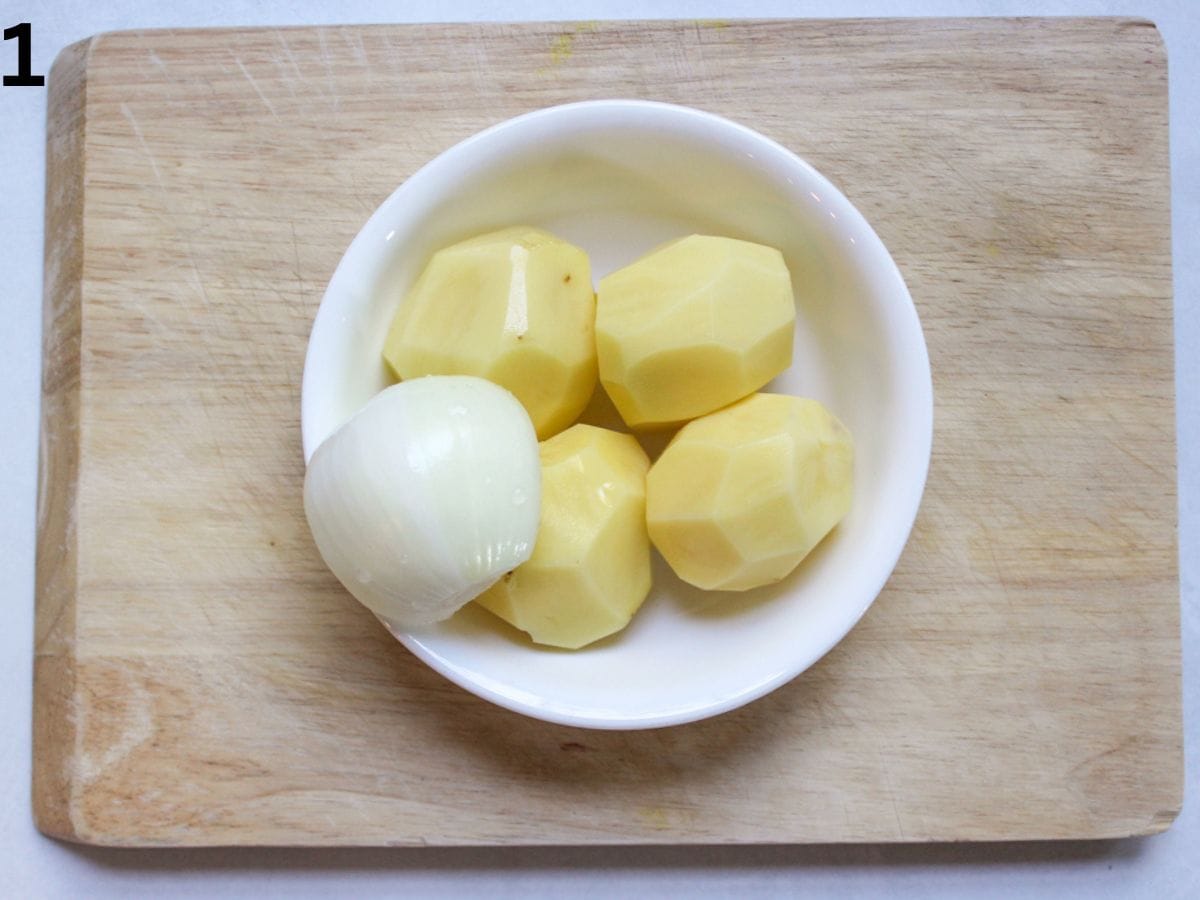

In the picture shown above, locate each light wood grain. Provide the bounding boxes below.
[34,18,1180,847]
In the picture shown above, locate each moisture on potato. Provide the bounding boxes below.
[595,234,795,429]
[475,424,652,649]
[646,393,853,591]
[383,226,596,440]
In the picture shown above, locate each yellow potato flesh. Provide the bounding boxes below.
[595,235,795,428]
[383,226,596,439]
[646,393,853,591]
[475,424,652,649]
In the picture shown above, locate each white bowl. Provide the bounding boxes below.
[302,100,932,730]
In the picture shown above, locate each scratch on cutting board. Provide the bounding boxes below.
[181,241,215,315]
[290,222,307,292]
[233,56,280,121]
[345,31,376,88]
[876,750,909,840]
[315,29,341,112]
[268,31,302,97]
[343,29,368,66]
[1067,735,1139,778]
[120,102,166,194]
[1108,434,1173,481]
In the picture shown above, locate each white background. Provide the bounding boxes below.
[1,1,1195,897]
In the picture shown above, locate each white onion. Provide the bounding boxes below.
[303,375,541,629]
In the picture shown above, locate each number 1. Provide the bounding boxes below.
[4,23,45,87]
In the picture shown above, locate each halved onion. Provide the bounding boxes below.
[304,375,541,629]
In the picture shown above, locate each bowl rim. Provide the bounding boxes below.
[302,98,933,730]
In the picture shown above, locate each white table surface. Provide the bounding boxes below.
[2,1,1194,896]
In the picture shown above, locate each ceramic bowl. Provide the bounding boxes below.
[302,100,932,729]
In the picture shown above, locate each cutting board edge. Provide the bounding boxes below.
[38,809,1185,849]
[57,14,1170,47]
[32,35,94,845]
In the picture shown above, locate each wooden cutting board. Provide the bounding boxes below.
[34,18,1180,847]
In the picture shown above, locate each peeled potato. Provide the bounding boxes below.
[646,393,853,591]
[595,235,795,428]
[383,226,596,439]
[475,424,652,649]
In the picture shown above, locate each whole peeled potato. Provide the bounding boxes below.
[476,424,652,649]
[647,393,853,591]
[595,234,795,429]
[383,226,596,440]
